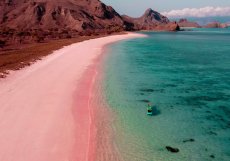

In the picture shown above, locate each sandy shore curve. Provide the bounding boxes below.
[0,33,145,161]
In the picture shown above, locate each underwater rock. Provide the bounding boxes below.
[140,88,165,93]
[158,89,165,93]
[185,90,190,93]
[208,131,218,136]
[140,88,155,92]
[165,146,179,153]
[139,99,150,103]
[210,155,215,158]
[165,84,177,87]
[183,139,195,143]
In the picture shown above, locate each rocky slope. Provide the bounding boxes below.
[178,19,201,28]
[0,0,124,32]
[122,8,179,31]
[0,0,126,46]
[0,1,179,48]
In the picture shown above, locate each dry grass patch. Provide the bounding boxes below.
[0,35,102,76]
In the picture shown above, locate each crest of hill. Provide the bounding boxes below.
[0,0,124,32]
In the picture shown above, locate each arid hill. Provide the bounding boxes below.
[0,0,180,48]
[177,19,230,29]
[178,19,201,28]
[122,8,179,31]
[0,0,127,46]
[203,22,228,28]
[0,0,124,32]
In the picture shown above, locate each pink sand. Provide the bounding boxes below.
[0,33,145,161]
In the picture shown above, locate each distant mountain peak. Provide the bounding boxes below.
[141,8,169,24]
[122,8,178,31]
[144,8,154,14]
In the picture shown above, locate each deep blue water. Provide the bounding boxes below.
[103,28,230,161]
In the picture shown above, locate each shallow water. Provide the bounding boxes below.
[103,28,230,161]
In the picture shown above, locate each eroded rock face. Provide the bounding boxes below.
[35,4,46,21]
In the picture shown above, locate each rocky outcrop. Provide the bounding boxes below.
[177,19,229,29]
[155,22,180,31]
[122,8,179,31]
[178,19,201,28]
[203,22,228,28]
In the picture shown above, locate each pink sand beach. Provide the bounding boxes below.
[0,33,144,161]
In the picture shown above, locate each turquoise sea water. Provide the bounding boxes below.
[102,28,230,161]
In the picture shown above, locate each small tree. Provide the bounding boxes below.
[0,40,6,48]
[34,34,45,43]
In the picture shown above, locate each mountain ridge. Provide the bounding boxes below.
[0,0,124,31]
[122,8,179,31]
[0,0,180,47]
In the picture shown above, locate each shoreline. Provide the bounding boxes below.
[87,44,122,161]
[0,32,145,161]
[0,32,127,78]
[73,33,146,160]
